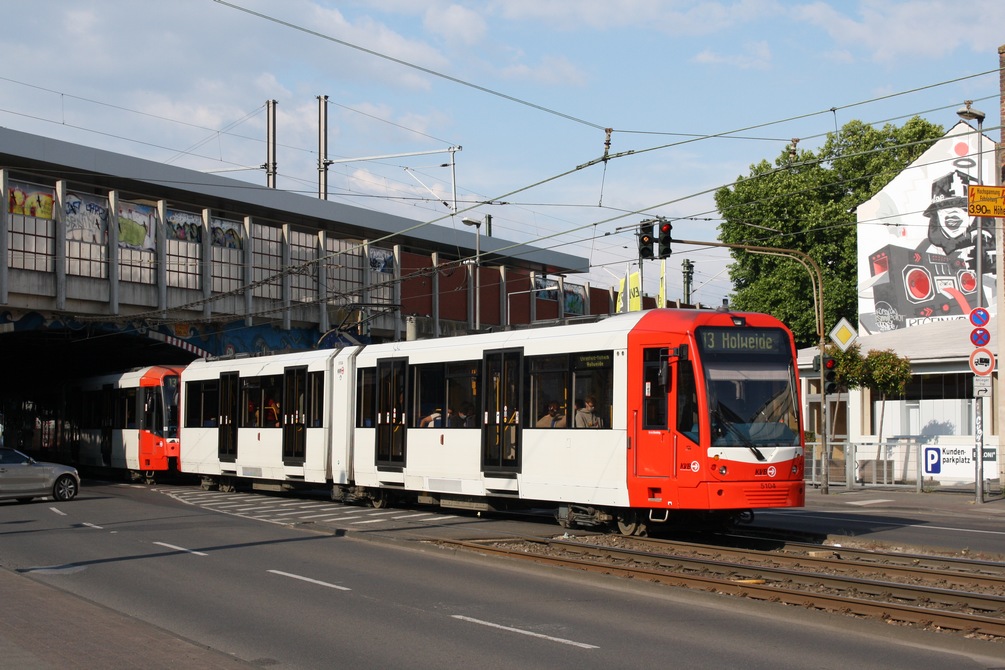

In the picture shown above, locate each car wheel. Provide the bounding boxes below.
[53,475,78,501]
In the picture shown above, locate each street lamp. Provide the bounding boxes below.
[462,217,482,331]
[956,100,987,505]
[957,100,986,308]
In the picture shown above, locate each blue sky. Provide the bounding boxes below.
[2,0,1003,306]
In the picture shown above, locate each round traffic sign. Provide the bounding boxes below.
[970,307,991,328]
[970,347,995,376]
[971,327,991,347]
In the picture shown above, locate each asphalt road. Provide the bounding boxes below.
[2,479,1004,668]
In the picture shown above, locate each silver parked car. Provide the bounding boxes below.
[0,447,80,502]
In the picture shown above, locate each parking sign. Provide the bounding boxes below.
[924,447,941,474]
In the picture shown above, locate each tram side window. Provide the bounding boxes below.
[357,368,376,427]
[445,361,479,427]
[571,351,613,429]
[528,355,569,429]
[676,358,699,442]
[118,388,137,429]
[642,348,668,430]
[308,371,324,427]
[142,387,164,436]
[241,378,263,428]
[413,363,447,427]
[260,374,282,427]
[412,361,480,428]
[185,380,219,428]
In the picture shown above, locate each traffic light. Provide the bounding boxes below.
[811,354,821,372]
[658,220,673,258]
[822,355,838,394]
[637,222,655,260]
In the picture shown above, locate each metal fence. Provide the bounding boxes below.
[806,439,1002,496]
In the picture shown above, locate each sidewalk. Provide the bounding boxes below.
[0,567,255,670]
[804,483,1005,514]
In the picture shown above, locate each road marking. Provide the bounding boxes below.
[80,522,103,530]
[298,511,358,519]
[268,569,350,591]
[154,541,208,556]
[49,507,67,516]
[452,615,598,649]
[846,499,894,506]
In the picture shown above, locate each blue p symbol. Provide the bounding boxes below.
[924,447,941,474]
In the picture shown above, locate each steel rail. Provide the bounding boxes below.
[444,538,1005,638]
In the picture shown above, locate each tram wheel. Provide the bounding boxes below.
[370,491,390,509]
[616,510,648,537]
[734,509,755,525]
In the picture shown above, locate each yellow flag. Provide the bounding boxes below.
[628,271,642,311]
[616,277,626,313]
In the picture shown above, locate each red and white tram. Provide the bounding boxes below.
[64,365,183,482]
[179,309,805,534]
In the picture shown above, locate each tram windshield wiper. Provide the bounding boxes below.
[713,403,766,462]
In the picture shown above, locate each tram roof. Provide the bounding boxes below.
[0,126,587,276]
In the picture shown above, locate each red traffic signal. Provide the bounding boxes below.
[822,355,838,394]
[658,220,673,258]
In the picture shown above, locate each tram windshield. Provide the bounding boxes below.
[163,374,180,439]
[696,327,800,452]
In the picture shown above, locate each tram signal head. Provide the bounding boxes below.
[658,220,673,258]
[637,223,655,260]
[822,355,838,394]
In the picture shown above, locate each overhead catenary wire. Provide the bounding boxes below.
[1,10,1001,311]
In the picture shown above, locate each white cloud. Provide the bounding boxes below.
[423,4,487,46]
[489,0,784,35]
[500,55,588,86]
[692,41,772,69]
[791,0,1005,63]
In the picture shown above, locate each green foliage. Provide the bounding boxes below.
[829,343,865,391]
[862,349,913,399]
[814,343,910,398]
[715,117,944,348]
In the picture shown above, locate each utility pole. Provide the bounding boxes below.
[681,259,694,304]
[266,99,277,188]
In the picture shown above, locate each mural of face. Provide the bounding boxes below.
[934,204,968,240]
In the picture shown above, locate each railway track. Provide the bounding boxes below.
[439,534,1005,640]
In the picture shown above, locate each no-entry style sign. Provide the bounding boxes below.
[971,327,991,347]
[970,307,990,328]
[970,347,995,376]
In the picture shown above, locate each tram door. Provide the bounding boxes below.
[634,348,671,477]
[482,348,522,470]
[282,366,307,465]
[217,372,239,462]
[375,358,407,467]
[672,351,703,489]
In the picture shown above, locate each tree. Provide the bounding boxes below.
[715,117,944,348]
[862,348,913,452]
